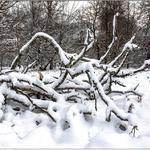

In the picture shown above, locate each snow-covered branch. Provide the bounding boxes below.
[116,59,150,77]
[99,12,119,63]
[67,62,137,126]
[11,32,70,69]
[0,13,148,136]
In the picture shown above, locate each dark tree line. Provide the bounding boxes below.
[0,0,150,70]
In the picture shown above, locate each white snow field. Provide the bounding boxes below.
[0,69,150,148]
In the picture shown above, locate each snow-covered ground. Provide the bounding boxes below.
[0,70,150,148]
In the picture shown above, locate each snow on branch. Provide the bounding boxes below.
[99,12,119,63]
[11,32,70,69]
[0,11,148,135]
[67,62,137,126]
[109,35,137,67]
[116,59,150,77]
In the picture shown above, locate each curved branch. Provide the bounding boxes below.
[11,32,70,69]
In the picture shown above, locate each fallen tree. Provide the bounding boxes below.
[0,13,149,136]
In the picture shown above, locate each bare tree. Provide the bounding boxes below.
[0,0,18,70]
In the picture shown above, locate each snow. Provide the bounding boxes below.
[68,62,136,125]
[112,13,118,38]
[84,29,90,45]
[0,69,149,148]
[109,35,138,67]
[122,35,136,51]
[99,13,118,63]
[31,33,70,66]
[144,59,150,65]
[11,32,70,68]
